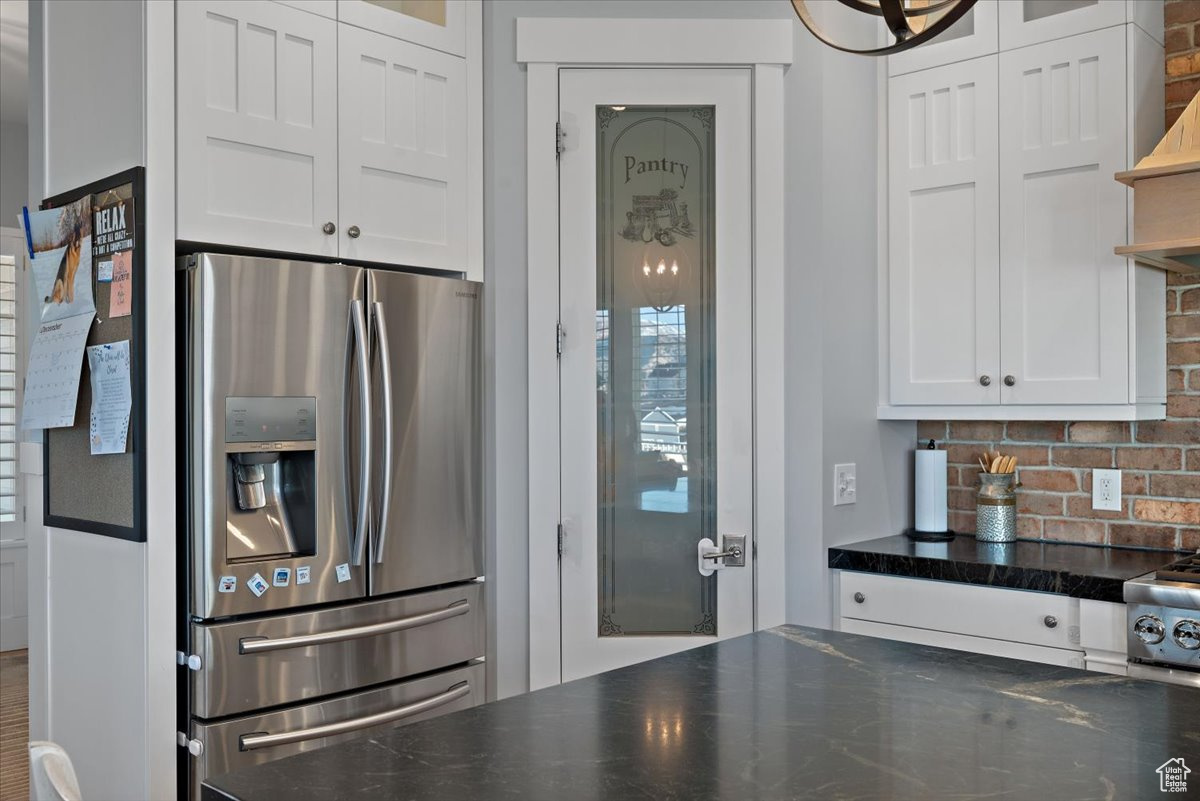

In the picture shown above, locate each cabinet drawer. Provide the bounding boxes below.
[841,618,1085,669]
[840,572,1079,651]
[191,582,484,718]
[192,662,483,799]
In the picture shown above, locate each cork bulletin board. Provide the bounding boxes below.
[40,167,146,542]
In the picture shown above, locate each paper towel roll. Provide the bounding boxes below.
[915,447,948,533]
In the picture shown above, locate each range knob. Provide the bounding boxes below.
[1173,619,1200,651]
[1133,614,1166,645]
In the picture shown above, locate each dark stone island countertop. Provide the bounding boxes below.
[203,625,1199,801]
[829,534,1183,603]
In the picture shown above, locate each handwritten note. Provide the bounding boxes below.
[21,313,95,430]
[86,340,132,455]
[109,250,131,318]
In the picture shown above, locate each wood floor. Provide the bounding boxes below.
[0,649,28,801]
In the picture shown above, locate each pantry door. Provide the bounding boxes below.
[557,69,754,682]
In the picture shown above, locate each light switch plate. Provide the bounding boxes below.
[834,463,857,506]
[1092,468,1121,512]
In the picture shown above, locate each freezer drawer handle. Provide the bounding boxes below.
[238,681,471,752]
[238,600,471,655]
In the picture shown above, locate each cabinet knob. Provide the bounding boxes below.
[853,592,866,604]
[347,225,361,239]
[1004,375,1016,387]
[979,375,991,387]
[322,221,336,235]
[1043,615,1058,629]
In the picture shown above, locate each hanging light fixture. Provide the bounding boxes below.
[635,246,687,313]
[791,0,977,56]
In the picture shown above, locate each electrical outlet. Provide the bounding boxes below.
[834,463,857,506]
[1092,468,1122,512]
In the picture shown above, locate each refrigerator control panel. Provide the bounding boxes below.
[225,396,316,443]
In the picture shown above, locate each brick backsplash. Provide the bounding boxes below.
[921,5,1200,552]
[919,274,1200,551]
[1166,0,1200,127]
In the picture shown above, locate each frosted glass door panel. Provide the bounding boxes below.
[596,106,717,637]
[999,0,1125,49]
[889,0,998,77]
[338,0,466,57]
[558,68,754,683]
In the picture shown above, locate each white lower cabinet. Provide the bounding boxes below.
[837,572,1127,673]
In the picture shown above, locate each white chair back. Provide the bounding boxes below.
[28,741,82,801]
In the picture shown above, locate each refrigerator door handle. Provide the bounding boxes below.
[350,299,371,567]
[372,300,395,563]
[237,600,471,654]
[238,681,472,751]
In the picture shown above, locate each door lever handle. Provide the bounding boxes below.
[702,547,743,561]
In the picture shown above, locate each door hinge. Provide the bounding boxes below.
[556,122,566,158]
[557,522,564,558]
[556,320,565,358]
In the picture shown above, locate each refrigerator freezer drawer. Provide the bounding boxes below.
[191,582,484,719]
[191,662,484,799]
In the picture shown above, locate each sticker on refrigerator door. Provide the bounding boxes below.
[296,566,311,585]
[246,573,269,597]
[335,563,351,583]
[272,567,291,587]
[218,576,237,594]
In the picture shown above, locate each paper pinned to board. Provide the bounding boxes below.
[109,250,132,318]
[86,340,132,455]
[20,313,95,430]
[26,198,95,323]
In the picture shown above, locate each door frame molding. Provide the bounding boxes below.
[519,18,792,691]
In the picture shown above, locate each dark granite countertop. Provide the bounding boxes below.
[203,625,1199,801]
[828,534,1182,603]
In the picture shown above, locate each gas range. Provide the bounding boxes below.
[1124,554,1200,688]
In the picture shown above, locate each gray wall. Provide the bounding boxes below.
[484,0,914,699]
[0,121,27,226]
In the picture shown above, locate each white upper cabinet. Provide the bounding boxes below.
[888,0,998,77]
[177,0,339,257]
[337,25,467,270]
[273,0,338,19]
[998,27,1128,406]
[338,0,466,57]
[888,57,999,405]
[880,15,1166,420]
[177,0,482,277]
[998,0,1132,50]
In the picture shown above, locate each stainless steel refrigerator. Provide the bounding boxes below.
[178,253,484,797]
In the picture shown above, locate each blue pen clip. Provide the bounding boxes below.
[21,207,33,258]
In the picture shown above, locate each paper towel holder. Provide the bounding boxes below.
[906,438,957,542]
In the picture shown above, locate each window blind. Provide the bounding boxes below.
[0,254,18,522]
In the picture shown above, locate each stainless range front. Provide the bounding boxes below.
[1124,555,1200,689]
[179,253,484,798]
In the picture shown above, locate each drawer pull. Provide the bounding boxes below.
[239,600,470,655]
[238,681,471,751]
[853,592,866,604]
[1043,615,1058,629]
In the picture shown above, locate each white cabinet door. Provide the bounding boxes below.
[273,0,337,19]
[888,57,1000,405]
[999,0,1128,51]
[998,27,1128,405]
[177,1,339,257]
[888,0,998,77]
[338,0,467,57]
[338,25,467,270]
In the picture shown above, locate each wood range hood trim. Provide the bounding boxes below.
[1115,91,1200,274]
